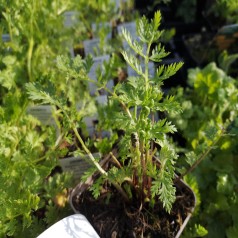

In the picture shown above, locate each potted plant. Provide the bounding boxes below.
[26,11,196,237]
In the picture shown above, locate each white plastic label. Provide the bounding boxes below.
[2,34,10,42]
[117,21,137,37]
[27,105,56,125]
[83,95,108,136]
[92,22,112,39]
[59,153,101,179]
[83,38,101,56]
[63,11,79,28]
[88,55,110,94]
[37,214,100,238]
[114,0,121,10]
[96,95,108,105]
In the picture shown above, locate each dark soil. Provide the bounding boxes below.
[71,179,195,238]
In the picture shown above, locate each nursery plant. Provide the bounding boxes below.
[26,11,197,237]
[0,0,72,83]
[0,1,93,236]
[204,0,238,30]
[0,99,75,237]
[169,62,238,237]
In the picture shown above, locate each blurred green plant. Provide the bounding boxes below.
[169,62,238,238]
[0,108,74,237]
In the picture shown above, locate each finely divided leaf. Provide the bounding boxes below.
[156,62,184,81]
[152,11,162,31]
[122,28,144,57]
[121,51,143,76]
[26,83,59,106]
[149,44,170,62]
[151,146,177,213]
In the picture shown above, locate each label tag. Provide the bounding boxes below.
[92,22,112,39]
[27,105,56,125]
[27,105,60,136]
[83,95,108,137]
[83,38,101,56]
[114,0,121,10]
[63,11,79,28]
[96,95,108,105]
[117,21,136,37]
[88,55,110,94]
[2,34,10,42]
[59,153,101,179]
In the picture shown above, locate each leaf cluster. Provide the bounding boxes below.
[169,62,238,236]
[0,111,74,237]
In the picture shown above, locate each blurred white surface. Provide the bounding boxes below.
[37,214,100,238]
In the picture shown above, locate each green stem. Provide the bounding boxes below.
[140,140,146,199]
[72,125,129,201]
[6,11,13,41]
[134,105,137,120]
[179,128,225,179]
[110,152,122,168]
[27,37,34,82]
[72,126,108,176]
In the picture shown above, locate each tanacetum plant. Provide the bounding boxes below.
[26,10,184,213]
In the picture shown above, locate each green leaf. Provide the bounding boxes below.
[89,176,104,199]
[152,119,177,138]
[155,62,184,82]
[137,11,164,43]
[226,225,238,238]
[155,95,182,114]
[151,146,177,213]
[83,54,94,73]
[121,51,143,76]
[26,83,58,106]
[122,28,144,58]
[185,151,197,166]
[218,50,238,74]
[2,55,16,65]
[149,44,170,62]
[195,224,208,237]
[152,10,162,31]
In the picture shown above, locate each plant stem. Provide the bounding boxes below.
[111,180,130,202]
[27,37,34,82]
[110,151,122,168]
[134,105,137,120]
[52,101,130,201]
[179,128,225,179]
[72,126,108,176]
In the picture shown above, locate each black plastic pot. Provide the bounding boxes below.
[69,157,196,238]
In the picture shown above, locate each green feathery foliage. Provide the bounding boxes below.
[27,10,184,213]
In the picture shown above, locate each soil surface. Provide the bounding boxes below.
[72,179,195,238]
